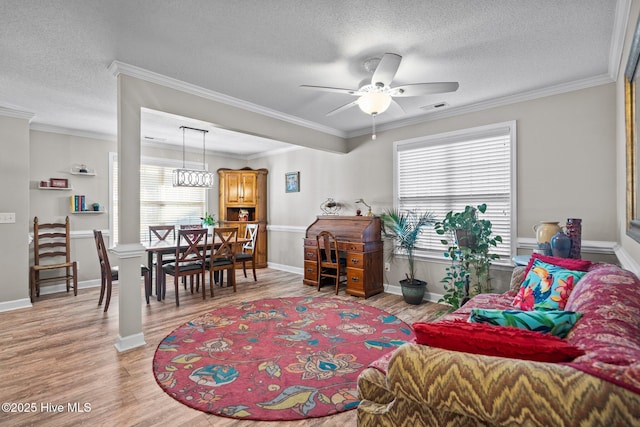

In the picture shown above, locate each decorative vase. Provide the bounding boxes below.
[566,218,582,259]
[551,231,572,258]
[400,279,426,305]
[533,221,562,255]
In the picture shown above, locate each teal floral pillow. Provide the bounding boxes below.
[469,308,583,338]
[513,259,587,310]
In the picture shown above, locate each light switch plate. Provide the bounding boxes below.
[0,213,16,223]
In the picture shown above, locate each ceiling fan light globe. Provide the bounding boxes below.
[358,92,392,115]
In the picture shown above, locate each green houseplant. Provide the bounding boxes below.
[380,209,435,304]
[434,204,502,309]
[201,212,217,233]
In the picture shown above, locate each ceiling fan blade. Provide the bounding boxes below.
[371,53,402,87]
[390,98,406,115]
[391,82,459,97]
[299,85,359,95]
[326,100,359,116]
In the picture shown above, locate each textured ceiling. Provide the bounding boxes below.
[0,0,626,156]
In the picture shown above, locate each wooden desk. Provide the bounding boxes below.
[144,235,249,300]
[303,216,383,298]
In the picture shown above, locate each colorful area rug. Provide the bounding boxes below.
[153,296,414,421]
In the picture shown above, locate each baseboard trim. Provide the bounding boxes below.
[114,333,146,352]
[0,298,32,313]
[384,283,444,305]
[267,262,303,275]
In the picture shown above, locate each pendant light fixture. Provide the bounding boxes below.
[172,126,214,188]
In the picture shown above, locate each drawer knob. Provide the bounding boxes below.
[351,258,359,264]
[307,252,314,257]
[307,268,313,272]
[351,277,359,282]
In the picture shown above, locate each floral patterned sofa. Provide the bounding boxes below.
[357,260,640,426]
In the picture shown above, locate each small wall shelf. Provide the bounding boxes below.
[70,165,96,175]
[71,211,105,214]
[39,186,72,190]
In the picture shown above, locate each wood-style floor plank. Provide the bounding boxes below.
[0,269,446,427]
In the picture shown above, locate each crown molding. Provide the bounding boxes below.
[108,60,346,139]
[347,73,615,138]
[608,0,632,79]
[0,106,35,121]
[30,123,115,142]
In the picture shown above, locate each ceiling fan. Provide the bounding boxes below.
[300,53,459,118]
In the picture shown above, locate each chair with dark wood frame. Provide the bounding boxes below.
[149,225,175,242]
[162,228,208,306]
[30,216,78,302]
[148,225,176,295]
[206,227,238,294]
[93,230,151,312]
[316,230,347,294]
[235,223,259,281]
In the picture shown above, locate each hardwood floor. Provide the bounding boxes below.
[0,269,446,427]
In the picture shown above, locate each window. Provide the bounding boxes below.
[110,153,208,244]
[394,121,516,264]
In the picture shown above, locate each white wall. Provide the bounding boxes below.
[253,83,619,295]
[0,115,30,305]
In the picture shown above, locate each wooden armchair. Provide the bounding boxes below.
[30,216,77,302]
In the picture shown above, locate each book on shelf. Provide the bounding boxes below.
[69,195,86,212]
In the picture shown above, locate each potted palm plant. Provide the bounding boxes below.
[380,209,435,304]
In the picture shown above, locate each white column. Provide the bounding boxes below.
[113,73,144,351]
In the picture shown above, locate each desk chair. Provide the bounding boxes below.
[206,227,238,294]
[93,230,150,312]
[162,228,208,306]
[30,216,77,302]
[235,223,259,281]
[316,230,346,294]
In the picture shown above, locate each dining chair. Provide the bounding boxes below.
[206,227,238,294]
[93,230,151,312]
[316,230,347,294]
[180,224,204,230]
[149,225,175,241]
[148,224,176,295]
[162,228,208,306]
[235,224,259,281]
[30,216,78,302]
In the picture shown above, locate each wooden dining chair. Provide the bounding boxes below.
[30,216,78,302]
[149,225,175,241]
[206,227,238,294]
[180,224,203,230]
[316,230,347,294]
[162,228,208,306]
[235,223,259,281]
[148,225,176,295]
[93,230,151,312]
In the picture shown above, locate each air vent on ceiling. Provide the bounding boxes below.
[420,102,449,111]
[143,136,167,142]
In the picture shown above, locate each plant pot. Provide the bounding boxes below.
[455,229,477,249]
[399,278,427,305]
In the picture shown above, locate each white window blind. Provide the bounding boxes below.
[111,154,207,244]
[394,122,515,264]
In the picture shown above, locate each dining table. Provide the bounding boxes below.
[143,234,249,301]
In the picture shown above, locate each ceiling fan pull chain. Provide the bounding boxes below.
[372,114,377,140]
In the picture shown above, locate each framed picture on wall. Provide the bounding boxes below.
[285,171,300,193]
[50,178,69,188]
